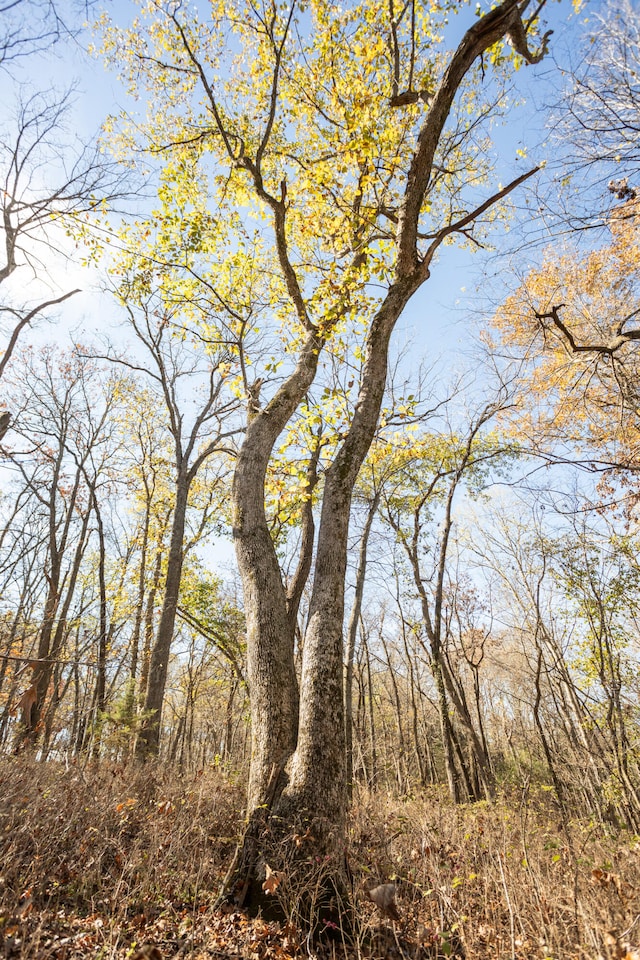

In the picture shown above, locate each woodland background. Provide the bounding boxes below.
[2,0,640,957]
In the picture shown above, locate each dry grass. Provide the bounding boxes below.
[0,757,243,958]
[350,787,640,959]
[0,759,639,959]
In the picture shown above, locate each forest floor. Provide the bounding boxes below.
[0,759,639,960]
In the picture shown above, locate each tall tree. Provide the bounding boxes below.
[0,0,127,436]
[374,401,512,800]
[3,347,118,747]
[97,292,240,758]
[0,90,124,395]
[98,0,557,901]
[554,0,640,227]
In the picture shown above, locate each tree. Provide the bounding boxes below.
[466,495,640,826]
[373,399,513,800]
[344,477,381,795]
[554,0,640,225]
[495,0,640,397]
[0,0,88,65]
[98,0,557,907]
[0,75,125,423]
[491,202,640,494]
[96,291,241,759]
[3,347,119,749]
[552,517,640,825]
[343,363,444,792]
[173,567,246,766]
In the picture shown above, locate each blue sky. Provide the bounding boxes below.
[0,0,608,582]
[1,0,595,362]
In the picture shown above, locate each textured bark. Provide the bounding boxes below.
[434,659,461,802]
[221,335,327,912]
[279,283,416,844]
[221,0,552,914]
[233,334,322,811]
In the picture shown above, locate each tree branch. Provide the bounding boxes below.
[0,289,80,381]
[535,303,640,355]
[422,166,540,267]
[397,0,547,277]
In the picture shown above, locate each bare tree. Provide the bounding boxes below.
[3,347,118,749]
[0,89,126,395]
[558,0,640,193]
[0,0,76,66]
[95,290,242,759]
[377,397,513,800]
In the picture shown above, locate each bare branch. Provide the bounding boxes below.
[422,166,540,268]
[535,303,640,355]
[0,289,79,381]
[397,0,548,277]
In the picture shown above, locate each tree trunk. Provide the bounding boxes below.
[231,335,323,817]
[91,498,108,758]
[364,622,378,789]
[233,430,301,813]
[17,495,91,750]
[433,657,460,802]
[222,0,551,918]
[379,631,407,788]
[123,502,152,740]
[139,543,164,711]
[345,492,380,794]
[137,478,189,759]
[277,285,415,844]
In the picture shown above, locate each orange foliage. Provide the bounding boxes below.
[491,200,640,476]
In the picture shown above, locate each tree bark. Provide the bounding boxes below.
[137,477,189,759]
[232,334,323,812]
[278,283,416,843]
[220,0,552,914]
[344,491,380,794]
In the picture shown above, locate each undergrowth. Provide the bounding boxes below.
[0,758,639,959]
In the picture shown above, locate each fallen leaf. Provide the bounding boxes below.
[262,864,282,895]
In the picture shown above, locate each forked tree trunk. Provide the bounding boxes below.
[232,344,322,812]
[274,284,416,860]
[224,0,552,918]
[219,342,323,910]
